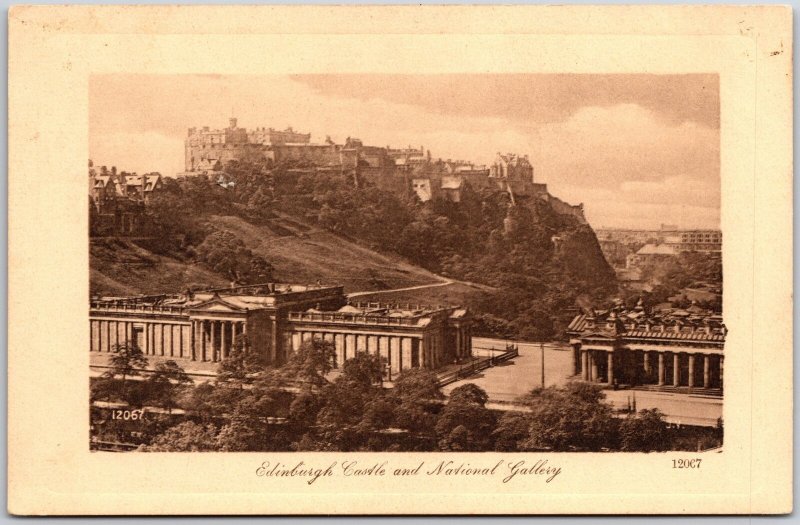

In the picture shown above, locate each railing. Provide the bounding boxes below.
[288,311,420,326]
[90,302,186,315]
[350,301,440,312]
[437,345,519,387]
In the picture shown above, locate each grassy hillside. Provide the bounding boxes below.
[206,214,440,294]
[90,213,442,297]
[90,238,229,296]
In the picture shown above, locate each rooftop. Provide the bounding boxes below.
[91,282,343,312]
[567,302,726,343]
[288,301,467,327]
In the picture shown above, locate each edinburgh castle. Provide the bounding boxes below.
[180,118,587,223]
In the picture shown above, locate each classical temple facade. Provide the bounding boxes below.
[567,302,726,394]
[89,284,472,380]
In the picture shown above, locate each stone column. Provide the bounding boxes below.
[168,325,174,356]
[379,336,389,371]
[144,323,150,355]
[160,324,165,356]
[191,321,197,361]
[590,351,598,382]
[719,356,724,389]
[643,351,651,378]
[390,337,401,377]
[210,321,217,361]
[334,334,345,369]
[115,321,120,350]
[106,321,112,352]
[703,355,710,388]
[179,324,184,358]
[401,338,412,370]
[221,321,228,359]
[231,322,237,351]
[572,346,580,376]
[658,352,665,386]
[581,350,589,380]
[673,353,680,386]
[201,321,207,361]
[607,351,614,385]
[688,354,696,387]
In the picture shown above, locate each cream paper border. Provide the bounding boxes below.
[7,5,793,515]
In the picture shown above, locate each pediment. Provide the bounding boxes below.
[188,296,245,313]
[580,331,617,340]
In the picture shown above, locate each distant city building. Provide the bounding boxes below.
[89,283,472,380]
[567,300,725,394]
[625,243,679,269]
[662,229,722,253]
[597,226,722,271]
[88,160,161,236]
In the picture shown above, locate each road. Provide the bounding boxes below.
[346,278,454,299]
[447,337,724,427]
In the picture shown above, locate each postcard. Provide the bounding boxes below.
[7,5,793,515]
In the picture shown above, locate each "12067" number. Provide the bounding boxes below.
[111,409,145,421]
[672,458,702,469]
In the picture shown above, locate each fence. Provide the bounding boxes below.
[436,345,519,387]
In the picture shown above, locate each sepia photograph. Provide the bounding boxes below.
[8,5,792,515]
[88,73,725,454]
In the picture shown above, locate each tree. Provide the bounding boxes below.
[102,341,149,402]
[391,368,443,402]
[447,383,489,406]
[281,339,336,391]
[341,352,385,387]
[194,229,274,284]
[435,384,496,451]
[217,335,266,388]
[619,409,670,452]
[522,382,617,451]
[140,421,219,452]
[90,377,118,404]
[386,369,443,448]
[492,412,532,452]
[145,360,193,413]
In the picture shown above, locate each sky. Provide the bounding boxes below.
[89,74,720,229]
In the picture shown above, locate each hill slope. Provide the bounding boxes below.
[90,213,445,297]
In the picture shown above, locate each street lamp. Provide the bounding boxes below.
[540,343,545,388]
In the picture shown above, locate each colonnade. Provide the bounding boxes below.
[574,347,724,390]
[90,318,192,358]
[192,319,246,362]
[289,330,422,380]
[89,318,247,363]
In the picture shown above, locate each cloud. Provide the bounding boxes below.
[291,74,720,129]
[89,74,720,228]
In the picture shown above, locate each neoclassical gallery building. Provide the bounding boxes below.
[567,301,726,394]
[89,283,472,380]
